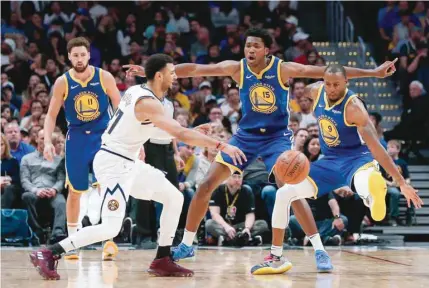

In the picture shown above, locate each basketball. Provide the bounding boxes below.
[274,151,310,184]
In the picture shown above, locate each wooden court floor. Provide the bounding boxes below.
[1,247,428,288]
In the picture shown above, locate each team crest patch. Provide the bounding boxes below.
[319,115,340,147]
[108,200,119,211]
[249,83,277,114]
[74,91,100,122]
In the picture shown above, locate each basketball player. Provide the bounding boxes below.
[124,27,398,272]
[30,54,246,279]
[250,64,423,275]
[43,37,121,260]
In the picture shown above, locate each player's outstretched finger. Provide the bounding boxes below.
[239,150,247,162]
[236,152,243,166]
[231,155,237,166]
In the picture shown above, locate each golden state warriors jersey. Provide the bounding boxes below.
[63,66,111,132]
[239,56,291,135]
[313,85,370,157]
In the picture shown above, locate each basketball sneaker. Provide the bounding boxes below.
[148,256,194,277]
[102,240,119,261]
[368,171,387,221]
[29,248,61,280]
[315,250,333,273]
[171,243,195,261]
[64,249,79,260]
[251,254,293,275]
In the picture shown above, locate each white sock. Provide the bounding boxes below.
[271,245,283,257]
[182,229,196,246]
[309,233,325,251]
[67,222,78,236]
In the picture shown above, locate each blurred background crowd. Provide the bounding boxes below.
[1,1,428,248]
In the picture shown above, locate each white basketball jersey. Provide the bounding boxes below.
[101,84,162,159]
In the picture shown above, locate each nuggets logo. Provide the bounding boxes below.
[108,199,119,211]
[319,117,340,147]
[74,92,100,122]
[249,84,277,114]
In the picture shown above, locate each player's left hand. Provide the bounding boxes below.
[123,64,145,78]
[400,183,423,208]
[374,58,398,78]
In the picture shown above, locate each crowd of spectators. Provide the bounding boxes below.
[1,1,419,247]
[377,1,429,145]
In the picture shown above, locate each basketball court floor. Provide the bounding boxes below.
[1,246,428,288]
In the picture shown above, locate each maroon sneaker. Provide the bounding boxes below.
[29,248,61,280]
[147,256,194,277]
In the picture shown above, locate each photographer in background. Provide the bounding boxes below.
[206,174,269,246]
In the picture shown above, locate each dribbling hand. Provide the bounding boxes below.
[400,183,423,208]
[43,143,56,162]
[221,144,247,166]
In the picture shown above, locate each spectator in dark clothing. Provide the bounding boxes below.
[207,174,269,246]
[369,112,388,149]
[1,133,21,208]
[384,80,429,142]
[289,192,348,246]
[21,129,66,243]
[4,122,35,163]
[381,140,414,226]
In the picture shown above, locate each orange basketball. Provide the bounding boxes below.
[274,150,310,184]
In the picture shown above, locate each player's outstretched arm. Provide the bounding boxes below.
[43,76,65,161]
[101,70,121,110]
[345,98,423,208]
[281,58,398,80]
[135,98,247,165]
[124,60,240,79]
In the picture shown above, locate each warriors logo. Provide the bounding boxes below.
[249,84,277,114]
[319,117,340,147]
[74,92,100,122]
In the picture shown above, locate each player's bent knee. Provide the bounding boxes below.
[102,217,124,240]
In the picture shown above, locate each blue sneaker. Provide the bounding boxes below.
[315,250,333,273]
[171,243,195,261]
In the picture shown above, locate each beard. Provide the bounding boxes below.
[72,62,89,73]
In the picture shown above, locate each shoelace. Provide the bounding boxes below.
[263,254,280,262]
[316,252,328,263]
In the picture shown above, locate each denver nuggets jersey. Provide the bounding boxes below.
[63,66,111,132]
[313,85,370,157]
[101,85,170,160]
[239,56,291,134]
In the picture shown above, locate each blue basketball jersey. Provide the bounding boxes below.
[63,66,111,132]
[313,85,370,157]
[238,56,291,136]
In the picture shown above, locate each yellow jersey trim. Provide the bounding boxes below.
[239,59,244,89]
[324,88,349,111]
[277,61,289,90]
[246,56,275,79]
[307,176,319,199]
[312,84,324,111]
[99,68,108,94]
[343,94,358,127]
[69,66,95,88]
[63,75,69,101]
[215,153,243,174]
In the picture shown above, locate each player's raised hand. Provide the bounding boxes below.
[400,183,423,208]
[221,143,247,166]
[123,64,145,78]
[374,58,398,78]
[194,123,212,135]
[43,142,56,162]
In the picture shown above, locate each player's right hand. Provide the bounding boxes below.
[400,183,423,208]
[221,144,247,166]
[123,64,145,78]
[43,142,56,162]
